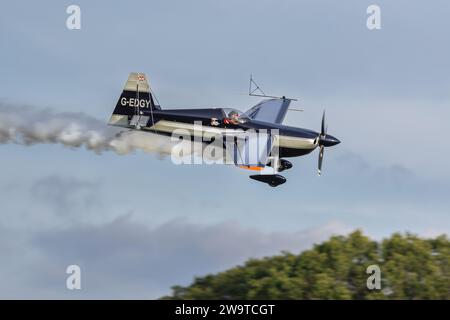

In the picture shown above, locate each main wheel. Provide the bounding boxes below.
[269,181,278,187]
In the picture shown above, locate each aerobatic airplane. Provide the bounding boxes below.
[108,73,340,187]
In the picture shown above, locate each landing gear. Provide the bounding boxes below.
[249,174,286,187]
[277,159,293,172]
[249,157,290,187]
[266,158,293,172]
[268,179,283,187]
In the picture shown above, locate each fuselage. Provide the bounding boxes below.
[110,106,324,157]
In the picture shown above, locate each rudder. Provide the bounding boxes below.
[108,72,160,128]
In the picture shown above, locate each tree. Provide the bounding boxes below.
[162,231,450,300]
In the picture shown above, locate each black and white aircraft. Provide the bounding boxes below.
[108,73,340,187]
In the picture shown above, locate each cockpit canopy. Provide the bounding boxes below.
[222,108,249,124]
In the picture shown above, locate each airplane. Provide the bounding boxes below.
[108,73,340,187]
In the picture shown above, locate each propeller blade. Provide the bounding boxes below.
[321,110,326,136]
[318,145,324,176]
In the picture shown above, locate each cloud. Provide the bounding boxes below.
[318,150,448,206]
[28,215,350,298]
[31,175,100,215]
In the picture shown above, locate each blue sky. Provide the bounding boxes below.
[0,0,449,298]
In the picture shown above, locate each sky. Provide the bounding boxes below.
[0,0,449,298]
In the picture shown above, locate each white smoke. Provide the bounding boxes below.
[0,104,182,156]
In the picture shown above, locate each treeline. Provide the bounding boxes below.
[162,231,449,299]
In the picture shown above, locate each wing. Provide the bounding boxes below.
[244,98,292,124]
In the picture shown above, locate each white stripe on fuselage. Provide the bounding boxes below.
[143,120,317,150]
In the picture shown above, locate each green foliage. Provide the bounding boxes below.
[162,231,450,300]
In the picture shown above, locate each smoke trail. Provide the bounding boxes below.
[0,104,181,156]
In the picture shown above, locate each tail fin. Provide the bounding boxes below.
[108,72,160,127]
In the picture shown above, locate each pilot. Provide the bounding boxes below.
[228,111,240,125]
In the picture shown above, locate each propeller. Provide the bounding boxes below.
[318,110,327,176]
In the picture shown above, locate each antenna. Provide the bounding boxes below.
[248,75,298,101]
[249,74,266,96]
